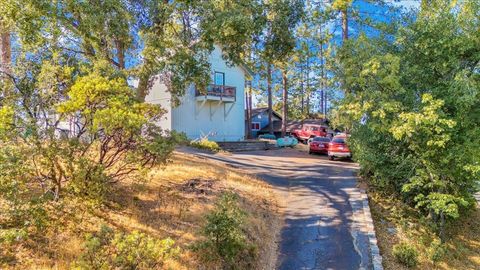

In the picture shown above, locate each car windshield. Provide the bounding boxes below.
[332,138,346,144]
[313,137,330,142]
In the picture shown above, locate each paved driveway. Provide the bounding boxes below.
[182,147,377,270]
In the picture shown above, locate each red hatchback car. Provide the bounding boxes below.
[308,136,331,154]
[328,136,352,160]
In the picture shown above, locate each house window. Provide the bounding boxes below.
[214,72,225,86]
[251,122,261,131]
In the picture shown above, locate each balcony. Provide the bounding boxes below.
[195,84,236,102]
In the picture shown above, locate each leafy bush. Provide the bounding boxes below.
[0,62,182,250]
[258,134,276,140]
[195,192,256,268]
[332,2,480,240]
[190,138,221,152]
[428,239,446,263]
[392,242,418,268]
[75,225,179,270]
[0,228,28,245]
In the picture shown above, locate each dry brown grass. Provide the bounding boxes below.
[2,152,281,270]
[364,183,480,270]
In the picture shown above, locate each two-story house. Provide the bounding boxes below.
[145,45,253,141]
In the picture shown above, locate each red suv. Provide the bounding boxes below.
[291,124,328,143]
[309,136,331,154]
[328,136,351,160]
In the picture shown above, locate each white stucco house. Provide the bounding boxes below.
[145,45,253,142]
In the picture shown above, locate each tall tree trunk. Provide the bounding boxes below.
[115,39,125,69]
[248,88,253,138]
[300,63,304,115]
[341,9,349,97]
[319,22,325,117]
[246,83,253,139]
[439,211,445,243]
[0,22,12,98]
[267,63,273,135]
[281,69,288,137]
[320,90,324,115]
[0,23,11,75]
[245,89,250,139]
[342,9,348,41]
[306,58,310,116]
[324,91,328,116]
[136,72,151,101]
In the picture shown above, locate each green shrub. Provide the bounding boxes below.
[190,138,221,152]
[195,192,256,268]
[75,225,179,270]
[69,158,109,206]
[428,239,446,263]
[258,134,276,140]
[392,242,419,268]
[0,228,28,245]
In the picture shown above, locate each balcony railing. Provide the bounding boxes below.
[195,84,236,101]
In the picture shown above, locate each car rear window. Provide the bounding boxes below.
[332,138,345,143]
[313,137,330,142]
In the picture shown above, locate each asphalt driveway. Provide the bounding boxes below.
[181,147,377,270]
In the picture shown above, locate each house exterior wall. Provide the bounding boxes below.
[144,78,172,131]
[146,45,246,141]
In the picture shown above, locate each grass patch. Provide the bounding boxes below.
[363,179,480,269]
[0,153,281,269]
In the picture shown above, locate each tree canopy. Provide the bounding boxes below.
[332,0,480,239]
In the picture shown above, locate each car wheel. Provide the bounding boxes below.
[308,151,312,155]
[329,155,334,161]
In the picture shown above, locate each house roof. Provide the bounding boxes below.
[250,107,283,120]
[259,121,283,133]
[239,61,255,79]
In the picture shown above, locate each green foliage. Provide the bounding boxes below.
[392,242,419,268]
[0,106,14,140]
[195,192,256,269]
[258,134,276,140]
[190,138,221,152]
[261,0,304,63]
[332,0,353,11]
[75,225,179,270]
[427,239,446,263]
[0,228,28,245]
[69,159,109,205]
[332,0,480,238]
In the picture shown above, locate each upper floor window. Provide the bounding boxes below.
[214,72,225,86]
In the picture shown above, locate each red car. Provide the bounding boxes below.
[309,136,331,154]
[291,124,328,143]
[328,136,352,160]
